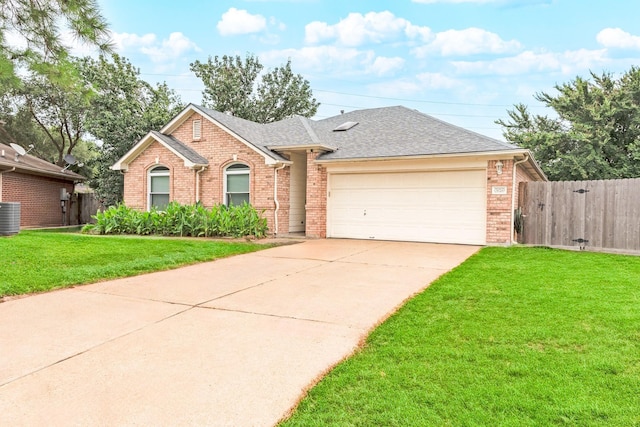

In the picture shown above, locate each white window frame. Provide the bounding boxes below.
[148,166,170,210]
[223,163,250,206]
[192,119,201,140]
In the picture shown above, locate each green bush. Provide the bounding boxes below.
[82,202,268,238]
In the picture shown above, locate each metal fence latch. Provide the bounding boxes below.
[572,238,589,250]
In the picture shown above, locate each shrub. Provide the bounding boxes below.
[82,202,268,238]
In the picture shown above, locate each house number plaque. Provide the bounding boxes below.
[492,186,508,195]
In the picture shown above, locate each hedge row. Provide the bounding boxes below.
[82,202,268,238]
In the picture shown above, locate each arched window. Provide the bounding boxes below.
[224,163,250,206]
[148,166,170,210]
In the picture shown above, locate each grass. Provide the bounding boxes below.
[0,230,274,297]
[281,246,640,426]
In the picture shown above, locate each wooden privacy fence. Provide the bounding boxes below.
[519,178,640,253]
[69,192,100,225]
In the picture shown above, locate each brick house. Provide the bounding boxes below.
[112,104,546,245]
[0,142,84,227]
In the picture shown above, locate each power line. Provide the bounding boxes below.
[139,72,547,110]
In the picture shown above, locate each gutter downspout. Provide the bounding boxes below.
[273,163,287,236]
[195,166,206,203]
[511,154,529,244]
[0,167,16,202]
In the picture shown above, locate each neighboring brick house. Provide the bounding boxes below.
[113,104,546,245]
[0,142,84,227]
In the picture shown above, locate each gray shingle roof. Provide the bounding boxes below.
[151,131,208,165]
[309,106,518,160]
[0,142,85,180]
[194,106,290,161]
[189,104,518,162]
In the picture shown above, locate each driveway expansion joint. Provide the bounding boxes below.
[196,305,365,330]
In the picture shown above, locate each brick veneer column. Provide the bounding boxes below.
[486,159,514,244]
[305,151,327,238]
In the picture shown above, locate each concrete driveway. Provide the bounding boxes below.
[0,239,478,426]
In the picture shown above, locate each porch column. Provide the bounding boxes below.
[305,150,327,238]
[486,159,514,244]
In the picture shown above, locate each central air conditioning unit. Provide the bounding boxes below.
[0,202,20,236]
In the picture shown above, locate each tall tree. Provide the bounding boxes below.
[0,0,111,168]
[0,0,111,86]
[19,59,92,165]
[79,54,183,206]
[497,68,640,181]
[0,58,97,175]
[190,54,319,123]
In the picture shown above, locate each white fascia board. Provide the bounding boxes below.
[160,103,198,134]
[111,131,155,171]
[111,132,204,171]
[314,149,531,164]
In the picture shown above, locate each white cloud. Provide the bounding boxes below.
[412,0,497,2]
[140,32,201,63]
[111,32,157,51]
[597,28,640,50]
[415,72,461,89]
[5,30,29,50]
[305,11,431,47]
[262,46,368,72]
[261,46,404,77]
[304,21,334,44]
[61,31,102,57]
[412,0,551,5]
[413,27,521,57]
[369,72,464,98]
[270,16,287,32]
[452,49,608,76]
[110,31,200,63]
[217,8,267,36]
[370,57,405,76]
[405,23,433,42]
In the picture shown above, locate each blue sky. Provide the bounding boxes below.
[92,0,640,139]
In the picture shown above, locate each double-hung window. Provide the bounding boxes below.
[224,163,250,206]
[149,166,170,210]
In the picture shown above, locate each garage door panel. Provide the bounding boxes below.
[328,170,486,245]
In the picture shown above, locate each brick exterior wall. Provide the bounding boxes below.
[514,162,535,210]
[305,150,327,238]
[121,108,543,244]
[1,172,75,227]
[122,113,290,234]
[486,159,513,245]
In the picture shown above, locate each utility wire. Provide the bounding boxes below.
[138,72,546,109]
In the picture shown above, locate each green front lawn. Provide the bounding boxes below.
[281,247,640,426]
[0,230,273,297]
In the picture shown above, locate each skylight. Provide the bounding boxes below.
[333,121,359,132]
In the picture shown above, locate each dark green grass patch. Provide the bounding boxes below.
[0,230,273,297]
[281,247,640,427]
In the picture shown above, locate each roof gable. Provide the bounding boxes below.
[111,131,208,171]
[161,104,287,165]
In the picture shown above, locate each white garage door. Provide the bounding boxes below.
[327,170,486,244]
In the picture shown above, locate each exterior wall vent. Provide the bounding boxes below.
[0,202,20,236]
[192,119,201,140]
